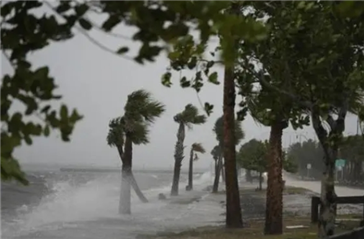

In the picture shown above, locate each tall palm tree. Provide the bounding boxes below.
[212,116,245,193]
[107,89,165,214]
[211,145,222,193]
[171,104,206,196]
[187,142,205,190]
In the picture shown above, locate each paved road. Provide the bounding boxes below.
[284,174,364,196]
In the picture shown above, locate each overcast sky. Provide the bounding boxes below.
[2,16,361,171]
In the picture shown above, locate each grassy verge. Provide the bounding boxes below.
[137,216,361,239]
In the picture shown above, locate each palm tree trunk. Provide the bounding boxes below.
[223,62,242,228]
[171,122,185,196]
[171,160,182,196]
[259,172,263,190]
[119,135,132,214]
[130,172,148,203]
[213,155,222,193]
[221,158,226,182]
[264,122,284,235]
[187,148,193,190]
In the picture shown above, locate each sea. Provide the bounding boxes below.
[1,166,218,239]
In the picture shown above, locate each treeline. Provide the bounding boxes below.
[287,136,364,186]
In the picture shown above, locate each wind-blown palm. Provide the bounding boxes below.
[106,89,165,214]
[187,143,206,190]
[171,104,206,196]
[212,116,244,192]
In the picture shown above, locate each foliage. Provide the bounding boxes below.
[174,104,206,129]
[0,0,267,184]
[211,145,220,161]
[107,89,165,151]
[287,139,325,179]
[238,139,298,174]
[213,116,244,147]
[191,142,205,161]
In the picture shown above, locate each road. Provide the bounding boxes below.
[284,174,364,197]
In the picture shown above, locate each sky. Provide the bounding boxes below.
[2,10,361,172]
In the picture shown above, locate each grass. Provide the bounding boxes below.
[235,186,312,196]
[137,216,361,239]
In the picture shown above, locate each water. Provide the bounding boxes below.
[1,168,217,239]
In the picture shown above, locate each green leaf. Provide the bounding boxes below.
[117,47,129,54]
[208,72,219,84]
[60,105,68,120]
[44,125,50,136]
[78,18,92,30]
[102,15,121,31]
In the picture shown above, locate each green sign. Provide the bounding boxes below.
[335,159,346,168]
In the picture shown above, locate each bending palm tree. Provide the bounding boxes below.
[171,104,206,196]
[107,89,165,214]
[187,143,205,191]
[212,116,245,193]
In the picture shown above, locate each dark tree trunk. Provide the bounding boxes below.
[119,135,133,214]
[223,63,242,228]
[171,160,182,196]
[171,123,185,196]
[213,154,222,193]
[187,148,194,190]
[264,122,285,235]
[259,171,263,190]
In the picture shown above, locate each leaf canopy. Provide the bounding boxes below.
[174,104,206,129]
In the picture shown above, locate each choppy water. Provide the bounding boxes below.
[1,168,218,239]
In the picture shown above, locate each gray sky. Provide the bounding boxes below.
[2,22,361,171]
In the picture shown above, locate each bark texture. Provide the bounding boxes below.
[212,154,222,193]
[171,122,185,196]
[223,65,242,228]
[311,106,346,238]
[187,148,194,190]
[264,122,285,235]
[119,135,133,214]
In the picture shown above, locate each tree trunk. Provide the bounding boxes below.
[130,172,148,203]
[318,162,337,238]
[119,135,133,214]
[213,154,222,193]
[187,148,193,190]
[259,171,263,190]
[171,122,185,196]
[311,108,345,238]
[264,122,285,235]
[223,62,242,228]
[171,159,182,196]
[246,170,252,183]
[221,158,226,182]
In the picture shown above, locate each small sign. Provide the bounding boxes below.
[335,159,346,168]
[307,164,311,169]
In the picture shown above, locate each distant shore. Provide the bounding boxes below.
[59,167,206,174]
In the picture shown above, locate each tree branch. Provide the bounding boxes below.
[43,1,134,62]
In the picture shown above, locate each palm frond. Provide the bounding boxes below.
[210,145,220,160]
[129,121,150,145]
[174,104,206,126]
[192,142,206,154]
[124,89,165,124]
[106,118,124,148]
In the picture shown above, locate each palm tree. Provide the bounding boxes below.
[171,104,206,196]
[187,143,205,190]
[212,116,245,193]
[211,145,222,193]
[107,89,165,214]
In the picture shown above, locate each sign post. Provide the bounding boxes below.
[335,159,346,181]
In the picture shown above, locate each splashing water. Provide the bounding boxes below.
[2,171,214,239]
